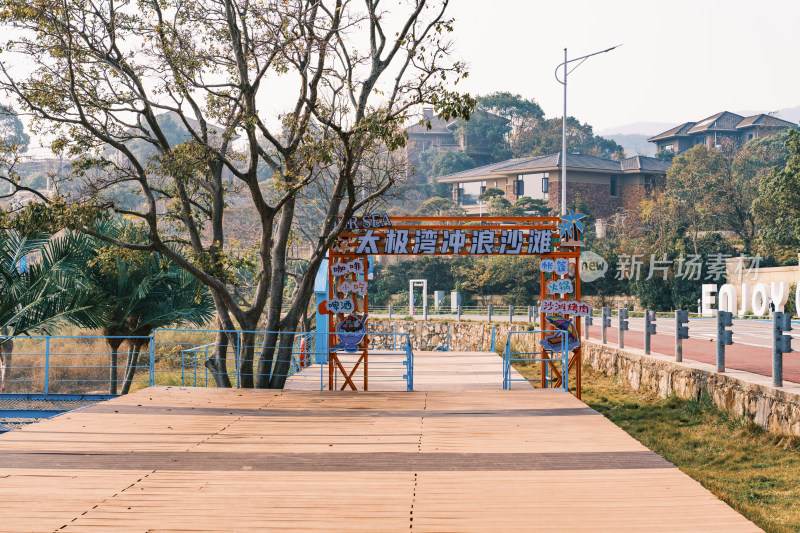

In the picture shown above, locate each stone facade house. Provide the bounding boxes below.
[404,108,509,183]
[648,111,796,156]
[437,152,671,219]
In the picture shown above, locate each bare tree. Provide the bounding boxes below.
[0,0,474,387]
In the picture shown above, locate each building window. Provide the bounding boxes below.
[748,133,754,140]
[516,179,524,197]
[610,175,618,197]
[695,136,706,146]
[480,181,486,196]
[661,144,674,152]
[541,177,549,194]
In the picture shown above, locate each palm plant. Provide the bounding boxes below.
[73,222,215,393]
[0,230,107,392]
[0,230,107,335]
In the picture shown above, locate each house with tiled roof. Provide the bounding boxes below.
[404,108,509,183]
[648,111,795,155]
[437,152,670,218]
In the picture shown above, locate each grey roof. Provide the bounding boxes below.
[686,111,744,134]
[647,122,696,142]
[620,155,671,172]
[736,114,796,129]
[438,152,669,182]
[499,153,621,172]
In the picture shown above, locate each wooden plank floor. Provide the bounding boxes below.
[286,350,533,391]
[0,386,759,532]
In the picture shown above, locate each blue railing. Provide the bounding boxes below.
[503,330,568,391]
[0,329,319,396]
[319,331,413,391]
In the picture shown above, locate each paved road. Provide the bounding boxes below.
[617,316,800,349]
[587,321,800,385]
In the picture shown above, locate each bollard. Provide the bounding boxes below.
[457,305,462,321]
[675,310,689,362]
[644,310,656,355]
[773,311,792,387]
[388,304,393,320]
[528,305,533,324]
[601,307,611,344]
[618,309,629,348]
[509,305,514,323]
[584,315,593,340]
[716,310,733,373]
[488,304,493,323]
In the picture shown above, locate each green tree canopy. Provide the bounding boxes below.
[753,129,800,260]
[0,0,474,389]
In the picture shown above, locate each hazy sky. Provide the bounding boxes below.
[447,0,799,132]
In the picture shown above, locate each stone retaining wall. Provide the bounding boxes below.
[370,319,540,354]
[583,340,800,437]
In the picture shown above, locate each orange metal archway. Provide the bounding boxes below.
[324,215,586,398]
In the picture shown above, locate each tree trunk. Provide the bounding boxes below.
[109,345,118,395]
[255,330,279,388]
[205,329,232,388]
[269,330,299,389]
[237,328,257,388]
[120,342,141,395]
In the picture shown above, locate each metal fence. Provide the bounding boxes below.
[0,329,318,396]
[503,330,568,391]
[321,331,413,391]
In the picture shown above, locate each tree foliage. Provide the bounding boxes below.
[754,129,800,260]
[0,0,474,388]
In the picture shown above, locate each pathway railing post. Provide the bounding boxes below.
[601,307,610,344]
[716,311,733,373]
[509,305,514,323]
[533,305,538,327]
[149,335,155,387]
[44,336,50,395]
[488,304,493,323]
[584,315,592,340]
[675,310,689,362]
[388,304,393,320]
[236,331,241,387]
[528,305,533,324]
[446,323,450,351]
[458,305,462,321]
[491,325,496,352]
[773,311,792,388]
[644,310,656,355]
[618,309,628,349]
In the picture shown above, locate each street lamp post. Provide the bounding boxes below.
[555,45,621,215]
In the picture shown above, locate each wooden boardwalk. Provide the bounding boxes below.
[286,350,531,391]
[0,379,759,531]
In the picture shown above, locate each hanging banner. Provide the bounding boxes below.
[546,279,574,294]
[330,314,368,353]
[541,299,592,316]
[339,280,368,296]
[330,259,364,276]
[318,298,355,314]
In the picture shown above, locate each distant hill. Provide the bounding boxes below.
[603,133,656,157]
[598,122,677,136]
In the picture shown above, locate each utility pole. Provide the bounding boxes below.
[554,44,621,215]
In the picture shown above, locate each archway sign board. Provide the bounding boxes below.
[318,213,591,397]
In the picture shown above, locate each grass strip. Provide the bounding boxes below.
[513,361,800,533]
